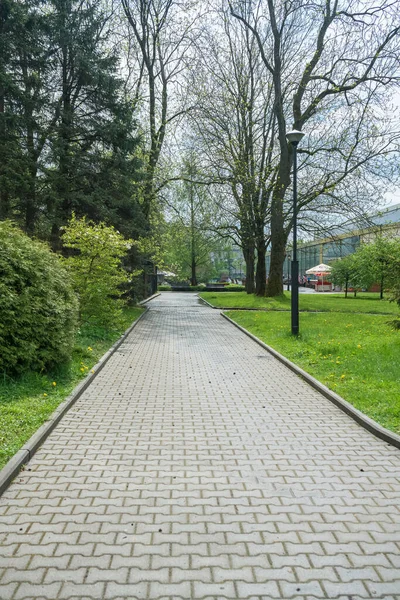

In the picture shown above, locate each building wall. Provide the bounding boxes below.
[268,206,400,278]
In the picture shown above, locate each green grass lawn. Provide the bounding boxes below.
[0,307,144,470]
[226,309,400,434]
[200,290,399,314]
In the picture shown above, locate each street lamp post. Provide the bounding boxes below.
[286,129,305,335]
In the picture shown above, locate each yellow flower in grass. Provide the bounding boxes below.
[87,346,93,352]
[43,393,47,397]
[80,368,85,373]
[340,374,346,379]
[357,344,362,349]
[52,382,56,387]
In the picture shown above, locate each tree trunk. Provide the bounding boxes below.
[266,199,286,296]
[142,172,155,226]
[0,190,9,219]
[24,121,37,235]
[255,238,267,296]
[243,245,255,294]
[191,258,197,287]
[189,176,197,286]
[24,188,36,235]
[266,145,291,297]
[0,81,8,219]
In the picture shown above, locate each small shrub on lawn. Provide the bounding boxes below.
[0,221,78,375]
[158,284,172,291]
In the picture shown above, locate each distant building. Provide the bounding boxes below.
[267,204,400,278]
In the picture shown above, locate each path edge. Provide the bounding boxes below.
[197,295,216,309]
[0,308,149,497]
[222,312,400,450]
[139,292,160,305]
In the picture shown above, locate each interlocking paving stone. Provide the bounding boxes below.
[1,292,400,599]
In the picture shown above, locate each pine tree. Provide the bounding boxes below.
[0,0,55,233]
[1,0,144,242]
[47,0,144,248]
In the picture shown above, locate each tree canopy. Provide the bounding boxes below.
[1,0,399,296]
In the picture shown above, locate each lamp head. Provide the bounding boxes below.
[286,129,305,145]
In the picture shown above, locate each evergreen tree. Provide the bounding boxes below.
[46,0,144,247]
[0,0,51,230]
[0,0,144,242]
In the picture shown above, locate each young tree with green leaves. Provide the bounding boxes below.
[61,215,133,327]
[331,254,359,298]
[355,237,400,300]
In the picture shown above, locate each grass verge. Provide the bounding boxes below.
[200,291,398,314]
[226,310,400,434]
[0,307,144,470]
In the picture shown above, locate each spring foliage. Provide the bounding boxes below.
[61,216,133,327]
[0,221,79,375]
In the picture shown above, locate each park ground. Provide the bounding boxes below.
[1,292,400,600]
[199,291,400,435]
[1,291,399,472]
[0,307,144,470]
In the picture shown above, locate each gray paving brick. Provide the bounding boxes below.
[128,568,169,583]
[324,580,371,597]
[1,292,400,599]
[193,581,237,598]
[13,582,63,600]
[105,581,148,598]
[149,581,191,597]
[236,581,281,596]
[58,581,106,599]
[0,568,46,585]
[0,582,18,599]
[86,567,128,584]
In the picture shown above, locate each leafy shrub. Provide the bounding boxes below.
[223,284,245,291]
[62,215,132,327]
[158,284,172,291]
[165,284,206,291]
[0,221,79,375]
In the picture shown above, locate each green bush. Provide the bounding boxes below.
[158,284,172,291]
[0,221,79,375]
[223,284,245,291]
[62,215,132,327]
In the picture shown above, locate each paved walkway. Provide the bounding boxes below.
[1,293,400,600]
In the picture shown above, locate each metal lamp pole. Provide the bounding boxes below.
[286,129,305,335]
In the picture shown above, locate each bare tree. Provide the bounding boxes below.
[121,0,199,224]
[229,0,400,296]
[188,5,276,294]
